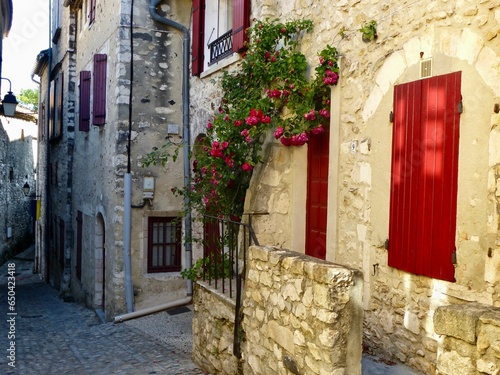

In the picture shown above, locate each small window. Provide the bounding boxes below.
[147,217,182,273]
[49,72,64,140]
[192,0,250,76]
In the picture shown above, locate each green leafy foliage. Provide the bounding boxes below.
[180,251,232,282]
[18,88,39,112]
[359,20,378,41]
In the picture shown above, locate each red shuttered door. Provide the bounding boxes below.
[306,126,330,260]
[388,72,461,282]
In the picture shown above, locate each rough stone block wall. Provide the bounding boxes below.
[434,304,500,375]
[192,282,241,375]
[242,246,363,375]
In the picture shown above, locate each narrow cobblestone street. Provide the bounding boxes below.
[0,247,205,375]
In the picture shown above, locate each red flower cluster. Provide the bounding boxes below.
[323,70,339,85]
[245,108,271,126]
[210,141,229,158]
[280,132,309,147]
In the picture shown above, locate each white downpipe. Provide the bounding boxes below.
[114,296,192,323]
[123,173,134,313]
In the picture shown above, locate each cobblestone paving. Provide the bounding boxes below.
[0,252,206,375]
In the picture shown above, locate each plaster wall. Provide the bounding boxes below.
[189,0,500,373]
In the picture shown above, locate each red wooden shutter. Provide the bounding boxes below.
[305,125,330,260]
[191,0,204,76]
[93,54,107,126]
[79,71,91,131]
[232,0,250,52]
[388,72,461,282]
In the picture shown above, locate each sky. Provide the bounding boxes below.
[2,0,50,97]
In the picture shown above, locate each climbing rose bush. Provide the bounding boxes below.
[149,19,339,219]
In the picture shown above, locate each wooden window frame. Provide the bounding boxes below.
[191,0,250,76]
[147,217,182,273]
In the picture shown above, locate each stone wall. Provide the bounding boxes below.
[434,304,500,375]
[189,1,500,373]
[193,245,364,375]
[192,282,241,375]
[0,121,35,264]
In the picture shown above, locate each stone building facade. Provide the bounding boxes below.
[0,122,35,264]
[34,0,189,320]
[33,0,500,372]
[189,0,500,374]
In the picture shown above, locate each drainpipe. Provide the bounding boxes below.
[122,0,136,314]
[149,0,193,296]
[114,296,192,323]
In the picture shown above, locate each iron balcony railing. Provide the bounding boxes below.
[208,29,233,66]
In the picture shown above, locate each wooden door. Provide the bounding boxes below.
[305,127,330,259]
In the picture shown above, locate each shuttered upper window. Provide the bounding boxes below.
[191,0,250,76]
[388,71,462,282]
[49,72,64,140]
[93,54,107,126]
[79,71,91,132]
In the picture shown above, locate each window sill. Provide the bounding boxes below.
[200,53,241,79]
[145,272,182,280]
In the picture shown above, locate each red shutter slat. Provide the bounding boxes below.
[389,72,461,282]
[93,54,107,126]
[232,0,250,53]
[191,0,204,76]
[79,71,91,131]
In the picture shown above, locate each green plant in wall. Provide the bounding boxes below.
[359,20,378,41]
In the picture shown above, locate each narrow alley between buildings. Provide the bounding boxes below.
[0,246,206,375]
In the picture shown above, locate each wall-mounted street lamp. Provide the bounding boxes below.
[0,77,18,117]
[23,182,30,196]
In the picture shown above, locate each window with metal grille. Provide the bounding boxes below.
[388,71,462,282]
[191,0,250,76]
[147,217,182,273]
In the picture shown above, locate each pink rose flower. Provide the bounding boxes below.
[242,162,253,172]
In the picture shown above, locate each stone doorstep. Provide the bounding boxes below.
[434,303,500,345]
